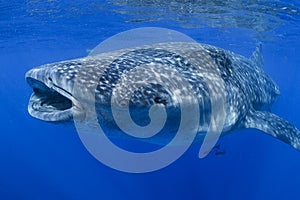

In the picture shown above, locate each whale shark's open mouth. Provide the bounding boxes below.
[26,77,75,122]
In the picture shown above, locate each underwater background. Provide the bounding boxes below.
[1,0,300,199]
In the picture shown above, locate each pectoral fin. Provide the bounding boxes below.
[245,110,300,150]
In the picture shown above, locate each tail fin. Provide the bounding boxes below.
[245,109,300,151]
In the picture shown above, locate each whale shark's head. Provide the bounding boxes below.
[25,59,87,122]
[25,55,178,123]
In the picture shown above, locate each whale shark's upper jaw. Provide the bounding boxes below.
[25,67,83,122]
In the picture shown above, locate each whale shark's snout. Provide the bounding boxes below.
[25,63,83,122]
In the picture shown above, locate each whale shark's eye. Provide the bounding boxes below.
[48,77,53,82]
[33,88,41,94]
[154,97,167,105]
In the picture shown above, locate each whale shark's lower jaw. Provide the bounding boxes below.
[26,76,74,122]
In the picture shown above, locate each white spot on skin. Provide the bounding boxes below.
[89,80,96,84]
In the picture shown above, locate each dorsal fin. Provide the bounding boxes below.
[250,43,263,68]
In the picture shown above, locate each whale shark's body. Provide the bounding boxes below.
[26,42,300,151]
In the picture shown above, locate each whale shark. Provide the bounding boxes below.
[25,42,300,151]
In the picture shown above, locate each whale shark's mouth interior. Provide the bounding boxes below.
[27,77,74,122]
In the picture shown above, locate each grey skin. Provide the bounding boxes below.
[26,42,300,150]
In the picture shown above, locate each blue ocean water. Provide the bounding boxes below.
[1,0,300,199]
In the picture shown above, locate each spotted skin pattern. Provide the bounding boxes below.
[26,42,300,151]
